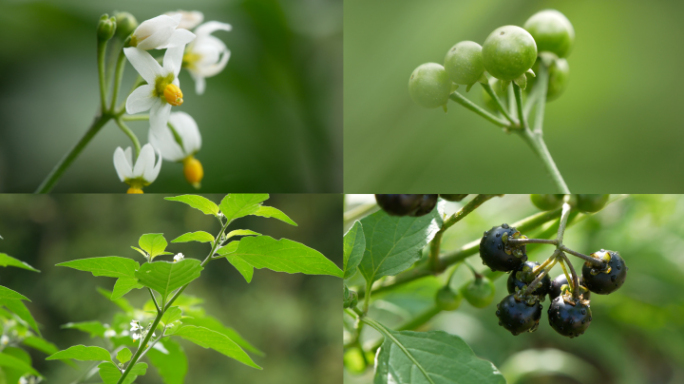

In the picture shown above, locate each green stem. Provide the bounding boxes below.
[448,92,512,128]
[559,252,580,299]
[344,203,378,228]
[121,114,150,122]
[110,49,127,112]
[114,118,141,156]
[513,83,528,130]
[97,40,108,112]
[518,128,570,194]
[532,63,548,134]
[480,82,517,126]
[35,115,111,193]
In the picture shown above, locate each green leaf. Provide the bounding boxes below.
[226,254,255,283]
[161,306,183,326]
[174,325,261,369]
[112,277,143,300]
[219,194,269,222]
[56,256,139,279]
[139,234,171,259]
[343,221,366,279]
[135,259,203,302]
[2,347,33,384]
[97,287,134,313]
[181,316,264,356]
[0,352,41,377]
[116,348,132,364]
[22,336,59,355]
[148,339,187,384]
[216,241,239,255]
[166,195,220,216]
[225,229,261,240]
[99,361,147,384]
[47,345,112,362]
[172,231,215,244]
[229,236,342,278]
[1,299,40,336]
[62,321,107,338]
[375,329,505,384]
[358,209,440,284]
[131,246,147,258]
[0,253,39,272]
[252,206,297,226]
[0,286,29,301]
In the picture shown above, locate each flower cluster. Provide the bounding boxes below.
[112,10,231,193]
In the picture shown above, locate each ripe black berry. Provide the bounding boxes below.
[581,250,627,294]
[374,195,423,216]
[496,294,542,335]
[507,261,551,297]
[412,194,438,217]
[548,296,592,338]
[479,224,528,272]
[549,274,591,301]
[440,194,468,202]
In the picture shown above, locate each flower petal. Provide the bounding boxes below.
[190,72,206,95]
[125,84,156,114]
[201,48,231,78]
[134,144,155,179]
[164,45,186,77]
[162,28,195,49]
[145,147,163,183]
[195,21,232,38]
[124,48,163,84]
[135,15,180,50]
[113,147,132,181]
[166,11,204,30]
[149,101,173,136]
[170,111,201,154]
[149,123,185,162]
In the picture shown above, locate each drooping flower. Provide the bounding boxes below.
[183,21,232,94]
[124,46,189,134]
[165,10,204,30]
[129,14,195,50]
[149,111,203,188]
[113,144,162,194]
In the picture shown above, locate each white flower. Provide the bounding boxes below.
[0,335,8,345]
[165,10,204,30]
[130,320,143,332]
[19,377,28,384]
[173,253,185,262]
[132,332,141,341]
[125,46,189,135]
[149,111,204,188]
[130,14,195,50]
[104,329,117,338]
[113,144,162,193]
[183,21,232,94]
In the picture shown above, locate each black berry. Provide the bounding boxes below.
[581,250,627,294]
[549,274,591,301]
[440,194,468,202]
[548,296,592,338]
[507,261,551,298]
[412,194,438,217]
[479,224,528,272]
[374,195,423,216]
[496,294,542,335]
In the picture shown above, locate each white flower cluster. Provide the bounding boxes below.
[114,10,231,193]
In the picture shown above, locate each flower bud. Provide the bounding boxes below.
[97,14,117,42]
[115,12,138,40]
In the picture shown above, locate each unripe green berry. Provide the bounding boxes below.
[530,194,564,211]
[444,41,485,86]
[482,26,537,81]
[575,194,609,213]
[524,10,575,58]
[435,286,463,311]
[408,63,453,109]
[528,58,570,101]
[481,77,507,113]
[460,276,496,308]
[97,14,117,42]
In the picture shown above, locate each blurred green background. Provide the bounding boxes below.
[0,0,342,193]
[0,194,342,384]
[343,1,684,192]
[344,194,684,384]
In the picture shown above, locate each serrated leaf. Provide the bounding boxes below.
[228,236,342,278]
[112,277,143,300]
[375,329,505,384]
[139,234,170,259]
[358,209,440,284]
[0,352,41,377]
[173,325,261,369]
[0,253,39,272]
[166,195,220,216]
[181,316,264,356]
[0,286,29,301]
[148,339,187,384]
[225,230,261,240]
[117,348,132,364]
[135,259,203,302]
[219,194,269,222]
[22,336,58,355]
[99,361,147,384]
[1,299,40,336]
[56,256,139,279]
[47,345,112,362]
[62,321,107,338]
[97,287,134,313]
[343,221,365,279]
[252,206,297,226]
[161,306,182,326]
[172,231,215,244]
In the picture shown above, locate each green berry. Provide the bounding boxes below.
[482,25,537,81]
[481,77,508,113]
[524,9,575,58]
[575,194,609,213]
[528,58,570,101]
[460,276,496,308]
[444,41,485,86]
[435,286,463,311]
[408,63,453,108]
[530,194,564,211]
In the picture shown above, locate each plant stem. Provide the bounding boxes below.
[532,63,548,135]
[110,49,127,112]
[480,82,517,125]
[517,128,570,194]
[97,39,108,113]
[521,251,557,296]
[117,311,162,384]
[449,92,512,128]
[35,114,111,193]
[559,245,604,267]
[559,252,580,299]
[513,84,528,130]
[556,202,572,244]
[344,203,378,228]
[121,114,150,122]
[114,118,141,156]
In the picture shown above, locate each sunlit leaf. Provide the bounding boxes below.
[0,253,39,272]
[343,221,365,279]
[171,231,215,244]
[165,195,220,216]
[139,234,171,259]
[98,361,147,384]
[1,299,40,336]
[252,206,297,226]
[56,256,139,279]
[62,321,107,338]
[148,339,187,384]
[136,259,203,302]
[0,286,29,301]
[47,345,111,363]
[112,277,143,300]
[174,325,261,369]
[219,194,269,222]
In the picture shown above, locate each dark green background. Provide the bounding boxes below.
[0,0,342,193]
[0,194,342,384]
[344,0,684,192]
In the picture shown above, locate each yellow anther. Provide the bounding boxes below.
[127,187,144,194]
[183,156,204,189]
[164,84,184,106]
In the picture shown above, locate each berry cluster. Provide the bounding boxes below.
[374,194,463,217]
[409,9,574,110]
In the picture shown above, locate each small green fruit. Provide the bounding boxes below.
[444,41,485,86]
[435,286,463,311]
[482,25,537,81]
[408,63,453,108]
[524,9,575,58]
[461,276,496,308]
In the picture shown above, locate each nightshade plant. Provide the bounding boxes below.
[343,194,624,383]
[0,237,59,384]
[48,194,342,384]
[408,10,575,193]
[36,10,232,193]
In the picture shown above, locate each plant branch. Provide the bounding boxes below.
[532,62,548,135]
[110,49,127,112]
[97,40,108,112]
[148,288,161,313]
[114,118,141,156]
[559,245,604,267]
[517,128,570,194]
[480,82,517,125]
[449,92,512,128]
[513,83,528,130]
[559,252,580,299]
[121,114,150,122]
